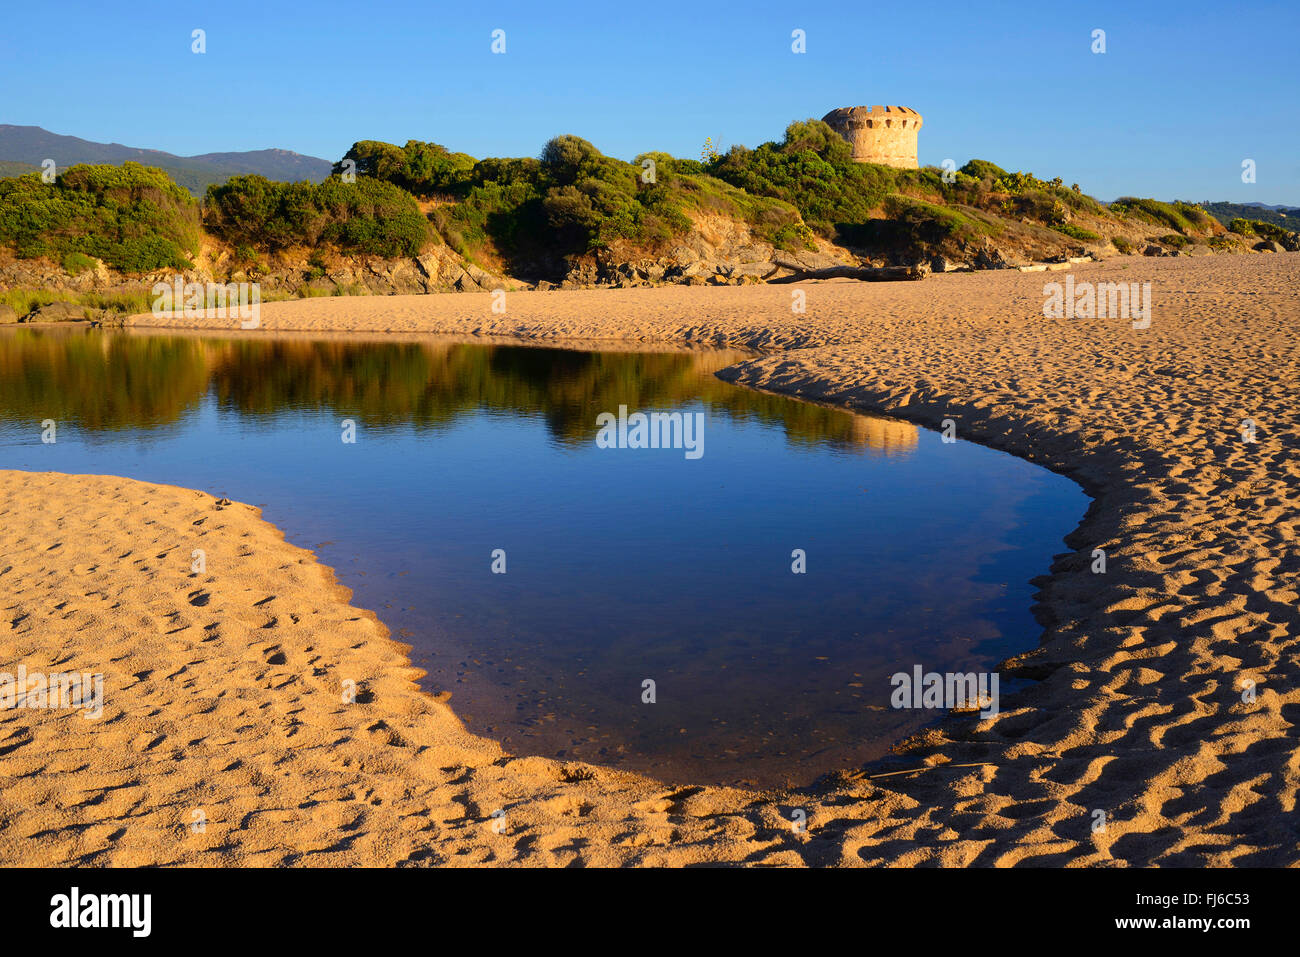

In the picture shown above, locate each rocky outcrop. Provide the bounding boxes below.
[0,242,522,321]
[217,243,518,297]
[557,210,856,290]
[20,301,92,323]
[4,205,1291,318]
[1254,239,1288,254]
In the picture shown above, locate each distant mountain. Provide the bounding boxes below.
[1196,200,1299,230]
[0,125,332,194]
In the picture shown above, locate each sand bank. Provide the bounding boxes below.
[3,253,1298,865]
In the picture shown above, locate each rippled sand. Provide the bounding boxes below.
[2,252,1297,865]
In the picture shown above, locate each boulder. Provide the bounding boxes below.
[22,301,90,323]
[414,254,442,284]
[730,262,778,279]
[1254,240,1285,254]
[462,263,504,290]
[0,304,16,324]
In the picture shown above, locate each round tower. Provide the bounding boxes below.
[821,105,923,168]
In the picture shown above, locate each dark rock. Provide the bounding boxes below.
[22,301,90,323]
[768,264,927,284]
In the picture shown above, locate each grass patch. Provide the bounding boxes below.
[0,287,155,317]
[61,251,98,276]
[1052,223,1100,241]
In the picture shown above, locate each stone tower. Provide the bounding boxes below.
[821,105,923,168]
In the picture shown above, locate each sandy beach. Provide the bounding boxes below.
[3,251,1298,866]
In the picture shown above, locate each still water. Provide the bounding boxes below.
[0,327,1086,787]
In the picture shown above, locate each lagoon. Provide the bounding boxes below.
[0,327,1086,787]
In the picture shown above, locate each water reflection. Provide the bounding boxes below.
[0,327,917,454]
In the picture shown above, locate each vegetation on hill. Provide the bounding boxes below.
[1225,217,1294,243]
[700,121,1114,257]
[203,175,430,258]
[1106,197,1215,234]
[333,140,477,197]
[0,162,200,271]
[1199,201,1298,232]
[0,160,39,179]
[336,134,809,275]
[0,120,1281,285]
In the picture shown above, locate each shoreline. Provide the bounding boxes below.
[3,252,1298,865]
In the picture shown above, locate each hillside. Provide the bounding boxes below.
[0,120,1295,321]
[1199,201,1299,231]
[0,126,331,195]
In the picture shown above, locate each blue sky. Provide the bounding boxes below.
[2,0,1296,202]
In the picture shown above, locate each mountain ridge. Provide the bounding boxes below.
[0,125,332,194]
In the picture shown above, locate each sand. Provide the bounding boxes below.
[3,252,1298,865]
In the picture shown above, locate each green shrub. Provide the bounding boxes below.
[1052,223,1100,241]
[305,250,328,280]
[333,140,476,197]
[958,159,1009,183]
[1227,218,1255,235]
[706,120,912,238]
[880,194,992,246]
[426,135,805,265]
[1234,218,1292,242]
[1111,236,1135,254]
[62,251,98,275]
[0,162,199,272]
[539,135,605,183]
[204,175,430,257]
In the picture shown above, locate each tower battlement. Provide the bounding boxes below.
[821,105,923,169]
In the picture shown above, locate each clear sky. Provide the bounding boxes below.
[2,0,1296,203]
